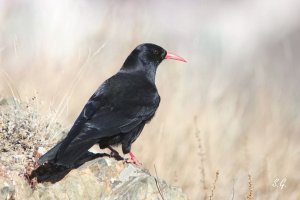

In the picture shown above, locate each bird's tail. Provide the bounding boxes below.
[38,142,62,165]
[38,139,97,168]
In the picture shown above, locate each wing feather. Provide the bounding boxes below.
[40,72,160,167]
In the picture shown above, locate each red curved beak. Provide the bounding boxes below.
[165,52,187,62]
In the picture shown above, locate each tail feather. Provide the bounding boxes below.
[38,142,63,165]
[39,139,96,168]
[54,140,96,167]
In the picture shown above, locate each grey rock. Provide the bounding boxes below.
[0,157,187,200]
[0,179,15,200]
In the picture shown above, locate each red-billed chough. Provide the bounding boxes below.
[38,43,186,167]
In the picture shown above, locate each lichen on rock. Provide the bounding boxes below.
[1,157,187,200]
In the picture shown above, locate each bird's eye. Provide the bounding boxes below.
[153,50,158,55]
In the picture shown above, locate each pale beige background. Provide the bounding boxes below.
[1,0,300,199]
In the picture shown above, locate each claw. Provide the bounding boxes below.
[126,152,142,166]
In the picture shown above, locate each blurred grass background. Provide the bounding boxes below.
[1,0,300,199]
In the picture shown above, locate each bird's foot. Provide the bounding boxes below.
[125,152,142,166]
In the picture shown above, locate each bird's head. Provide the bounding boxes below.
[122,43,186,69]
[134,43,187,66]
[121,43,186,81]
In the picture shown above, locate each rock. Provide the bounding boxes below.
[0,157,187,200]
[0,177,15,200]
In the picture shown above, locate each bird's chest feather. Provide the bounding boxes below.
[108,75,159,103]
[104,74,160,119]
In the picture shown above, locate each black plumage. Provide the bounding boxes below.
[39,43,186,167]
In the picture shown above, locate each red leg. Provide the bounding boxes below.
[126,151,142,166]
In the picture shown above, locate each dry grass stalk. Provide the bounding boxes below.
[194,116,207,198]
[154,164,165,200]
[246,174,253,200]
[231,179,235,200]
[209,170,219,200]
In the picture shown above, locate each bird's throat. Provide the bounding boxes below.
[120,60,158,83]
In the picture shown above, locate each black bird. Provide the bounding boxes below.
[39,43,186,167]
